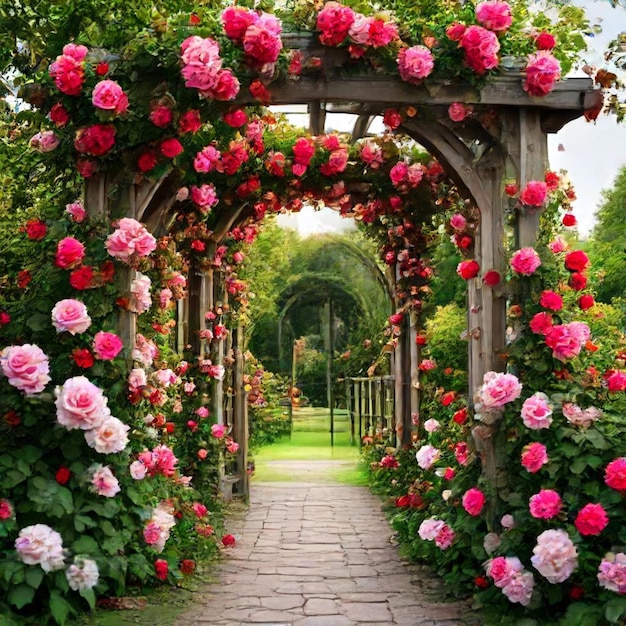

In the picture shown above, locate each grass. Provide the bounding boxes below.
[251,407,368,485]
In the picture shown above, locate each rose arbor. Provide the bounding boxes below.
[0,0,605,622]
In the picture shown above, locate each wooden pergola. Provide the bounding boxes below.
[84,42,600,496]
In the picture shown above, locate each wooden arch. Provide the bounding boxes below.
[84,50,598,495]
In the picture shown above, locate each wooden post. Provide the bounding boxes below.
[233,325,249,498]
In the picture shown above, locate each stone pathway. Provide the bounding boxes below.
[175,482,479,626]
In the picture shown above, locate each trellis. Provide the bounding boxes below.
[82,36,599,496]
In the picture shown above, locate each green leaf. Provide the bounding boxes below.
[24,566,44,590]
[604,598,626,622]
[72,535,99,554]
[8,583,35,609]
[49,590,72,626]
[79,588,96,610]
[26,312,50,331]
[571,456,587,475]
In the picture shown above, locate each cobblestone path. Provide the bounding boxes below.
[175,482,480,626]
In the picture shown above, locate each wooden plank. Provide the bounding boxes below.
[233,325,249,498]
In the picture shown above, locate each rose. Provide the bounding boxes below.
[30,130,60,153]
[222,534,236,547]
[243,18,283,66]
[520,392,553,429]
[447,102,472,123]
[105,217,157,262]
[479,371,522,409]
[66,557,99,591]
[85,416,130,453]
[93,331,123,360]
[179,109,202,133]
[605,458,626,492]
[397,46,434,84]
[15,524,65,572]
[535,32,556,50]
[457,259,480,280]
[1,344,51,395]
[416,444,440,470]
[606,370,626,392]
[180,559,196,575]
[55,467,71,485]
[539,290,563,311]
[222,6,258,42]
[569,272,587,290]
[55,236,85,269]
[529,489,562,519]
[181,36,223,92]
[521,442,548,473]
[316,2,355,46]
[460,25,500,74]
[462,488,486,516]
[475,1,513,32]
[510,247,541,275]
[564,250,590,273]
[545,321,590,361]
[51,299,92,334]
[74,124,116,156]
[49,103,70,126]
[519,180,548,206]
[563,402,602,428]
[49,51,85,95]
[531,529,577,583]
[129,273,152,313]
[90,464,121,497]
[160,137,183,158]
[529,312,553,335]
[574,503,609,536]
[65,201,86,222]
[92,80,128,114]
[154,559,169,580]
[524,51,561,97]
[55,376,110,430]
[578,294,595,310]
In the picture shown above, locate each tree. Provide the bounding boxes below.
[587,166,626,305]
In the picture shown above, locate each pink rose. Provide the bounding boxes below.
[448,102,471,122]
[211,424,227,438]
[475,1,513,32]
[460,25,500,75]
[192,502,208,518]
[446,22,467,41]
[562,402,601,428]
[529,312,553,335]
[93,331,123,360]
[598,553,626,593]
[510,247,542,275]
[92,80,128,114]
[519,180,548,206]
[194,145,221,173]
[243,19,283,66]
[539,290,563,311]
[418,518,445,541]
[449,213,467,230]
[49,52,85,96]
[416,444,440,470]
[606,370,626,392]
[316,2,355,46]
[56,376,110,430]
[397,46,434,83]
[434,524,455,549]
[531,529,577,583]
[462,488,486,516]
[55,236,85,269]
[191,184,219,210]
[574,503,608,536]
[128,368,147,389]
[1,344,51,395]
[84,416,130,454]
[105,218,156,263]
[521,442,548,473]
[479,371,522,409]
[520,392,553,429]
[180,36,223,92]
[529,489,562,519]
[545,322,590,361]
[30,130,60,153]
[65,201,86,223]
[222,6,258,42]
[524,51,561,97]
[15,524,65,572]
[90,464,121,497]
[605,458,626,492]
[51,299,92,335]
[129,273,152,314]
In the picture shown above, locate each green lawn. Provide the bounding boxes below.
[251,407,368,485]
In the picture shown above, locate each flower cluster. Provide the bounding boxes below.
[418,518,455,550]
[486,556,535,606]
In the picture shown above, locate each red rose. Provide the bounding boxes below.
[160,138,183,158]
[383,108,402,130]
[221,534,236,547]
[138,150,158,173]
[180,559,196,575]
[395,495,411,507]
[95,62,109,76]
[562,213,577,227]
[569,272,588,291]
[389,312,404,326]
[579,294,595,311]
[99,260,115,283]
[441,391,456,406]
[539,290,563,311]
[223,109,248,127]
[415,334,427,346]
[569,586,584,600]
[3,410,21,427]
[56,236,85,269]
[149,105,173,128]
[504,183,518,197]
[17,269,32,289]
[456,259,480,280]
[55,467,71,485]
[24,219,47,241]
[565,250,590,273]
[454,234,473,250]
[535,32,556,50]
[544,170,560,191]
[0,311,10,326]
[179,110,202,134]
[483,270,501,286]
[76,157,98,178]
[49,103,70,127]
[72,348,94,369]
[154,559,168,581]
[74,124,116,156]
[249,79,271,105]
[69,266,95,290]
[453,407,468,425]
[165,422,175,433]
[475,576,489,589]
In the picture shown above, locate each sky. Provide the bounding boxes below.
[278,0,626,237]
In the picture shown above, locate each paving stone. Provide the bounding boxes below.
[303,598,340,615]
[260,595,305,610]
[343,601,393,622]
